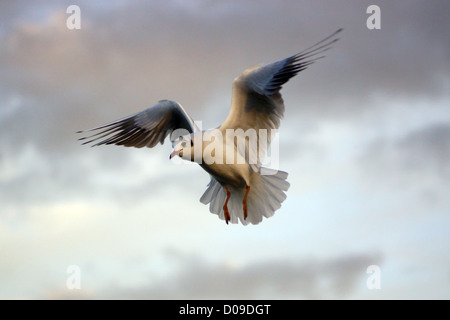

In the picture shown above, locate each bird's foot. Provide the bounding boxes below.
[243,185,250,220]
[223,186,231,224]
[224,206,231,224]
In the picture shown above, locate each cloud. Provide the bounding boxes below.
[95,249,382,299]
[357,121,450,209]
[397,123,450,176]
[360,122,450,182]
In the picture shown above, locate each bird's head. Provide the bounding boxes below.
[170,135,196,162]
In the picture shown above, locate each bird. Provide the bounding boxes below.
[78,29,342,225]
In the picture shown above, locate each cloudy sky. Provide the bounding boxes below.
[1,0,449,299]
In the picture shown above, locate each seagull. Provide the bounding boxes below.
[78,29,341,225]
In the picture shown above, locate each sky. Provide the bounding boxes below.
[0,0,449,299]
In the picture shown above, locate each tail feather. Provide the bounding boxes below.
[199,179,217,204]
[200,168,290,225]
[212,188,226,218]
[200,178,221,205]
[264,178,288,203]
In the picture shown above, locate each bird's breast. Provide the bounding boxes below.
[199,162,250,189]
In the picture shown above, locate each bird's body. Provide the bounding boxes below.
[200,153,250,189]
[79,29,341,225]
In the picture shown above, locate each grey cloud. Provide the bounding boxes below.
[97,250,382,299]
[2,0,449,131]
[0,146,200,217]
[361,122,450,179]
[358,122,450,207]
[397,123,450,176]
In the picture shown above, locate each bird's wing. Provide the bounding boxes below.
[219,29,341,166]
[78,99,199,148]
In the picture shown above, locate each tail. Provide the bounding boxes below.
[200,168,290,225]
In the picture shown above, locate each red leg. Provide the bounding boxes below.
[223,186,231,224]
[243,185,250,220]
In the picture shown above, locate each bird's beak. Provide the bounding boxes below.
[169,149,181,159]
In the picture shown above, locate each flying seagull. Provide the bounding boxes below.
[78,29,342,225]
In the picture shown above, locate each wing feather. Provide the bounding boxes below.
[78,99,198,148]
[219,29,342,165]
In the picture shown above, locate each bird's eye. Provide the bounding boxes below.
[181,141,186,147]
[190,140,194,147]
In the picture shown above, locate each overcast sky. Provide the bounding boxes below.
[1,0,449,299]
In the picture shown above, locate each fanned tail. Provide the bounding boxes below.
[200,168,290,225]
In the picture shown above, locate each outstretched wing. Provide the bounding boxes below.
[78,99,199,148]
[219,29,342,165]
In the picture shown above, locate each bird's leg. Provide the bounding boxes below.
[223,186,231,224]
[243,185,250,220]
